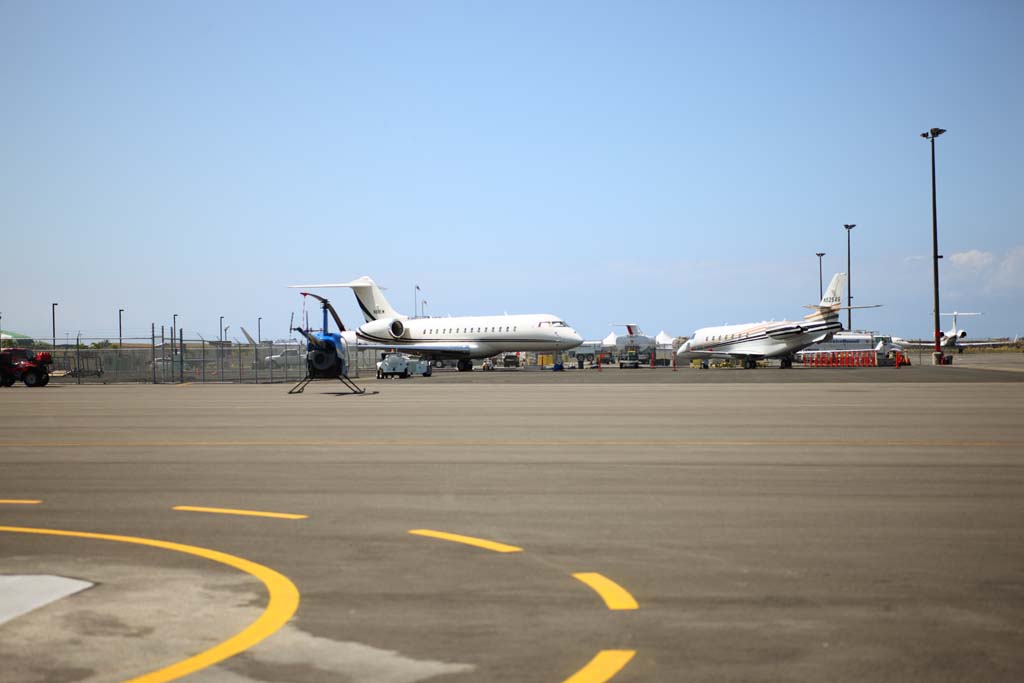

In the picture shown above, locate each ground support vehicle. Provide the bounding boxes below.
[618,345,641,369]
[376,353,432,379]
[0,348,52,387]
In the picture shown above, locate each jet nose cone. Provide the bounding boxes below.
[565,329,583,347]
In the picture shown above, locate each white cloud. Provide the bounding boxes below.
[950,249,995,269]
[987,246,1024,292]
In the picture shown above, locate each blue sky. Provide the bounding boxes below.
[2,1,1021,341]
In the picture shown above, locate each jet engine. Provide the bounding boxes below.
[360,317,408,340]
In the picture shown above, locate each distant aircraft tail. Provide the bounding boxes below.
[289,276,404,322]
[240,326,257,345]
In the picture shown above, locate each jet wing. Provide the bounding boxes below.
[765,324,805,339]
[352,339,479,358]
[676,349,764,361]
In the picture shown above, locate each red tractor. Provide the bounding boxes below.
[0,348,52,387]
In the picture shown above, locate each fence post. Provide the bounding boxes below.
[179,330,184,383]
[151,324,157,384]
[269,342,273,384]
[201,340,206,383]
[255,342,259,384]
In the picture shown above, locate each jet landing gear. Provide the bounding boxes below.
[742,359,758,369]
[779,356,793,369]
[457,359,474,372]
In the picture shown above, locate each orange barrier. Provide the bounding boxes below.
[805,351,880,368]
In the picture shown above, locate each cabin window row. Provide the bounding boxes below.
[423,327,517,334]
[704,332,750,342]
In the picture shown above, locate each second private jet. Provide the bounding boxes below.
[676,273,869,368]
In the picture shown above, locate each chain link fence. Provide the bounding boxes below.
[8,334,383,384]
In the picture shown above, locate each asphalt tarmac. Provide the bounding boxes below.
[2,360,1023,682]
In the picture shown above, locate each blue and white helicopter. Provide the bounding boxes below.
[288,292,365,394]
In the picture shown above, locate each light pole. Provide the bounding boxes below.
[415,285,421,319]
[815,252,826,300]
[421,299,428,318]
[52,303,58,348]
[921,127,947,365]
[118,309,124,347]
[257,317,262,344]
[172,313,178,357]
[843,225,855,330]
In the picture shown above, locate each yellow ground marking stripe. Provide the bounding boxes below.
[4,438,1021,448]
[0,525,299,683]
[0,499,42,505]
[572,573,639,610]
[563,650,636,683]
[173,506,307,520]
[409,529,523,553]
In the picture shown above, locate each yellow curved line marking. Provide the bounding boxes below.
[0,525,300,683]
[0,499,42,505]
[173,506,307,520]
[563,650,636,683]
[409,529,523,553]
[572,573,639,610]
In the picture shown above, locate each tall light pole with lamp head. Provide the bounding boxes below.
[843,225,855,330]
[172,313,178,356]
[815,252,826,300]
[118,309,124,347]
[921,127,947,365]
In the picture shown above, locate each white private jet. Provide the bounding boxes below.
[897,311,1015,352]
[895,312,992,353]
[289,276,583,371]
[676,273,874,369]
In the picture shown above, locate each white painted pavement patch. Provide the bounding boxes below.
[0,575,93,626]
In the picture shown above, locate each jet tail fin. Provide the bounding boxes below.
[802,273,846,321]
[289,276,404,323]
[819,272,845,308]
[240,327,257,346]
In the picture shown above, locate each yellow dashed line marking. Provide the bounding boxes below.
[0,525,299,683]
[572,573,639,610]
[563,650,636,683]
[0,499,42,505]
[409,529,523,553]
[173,506,307,520]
